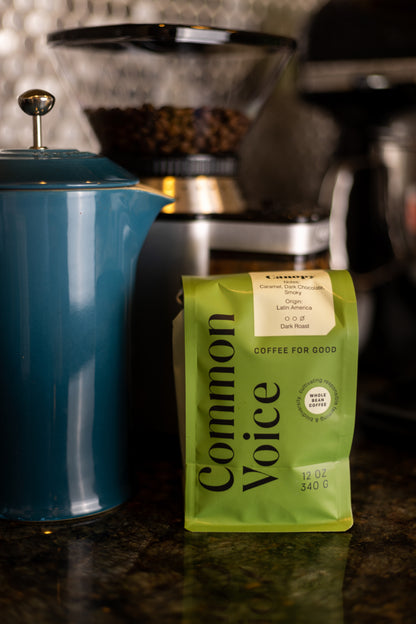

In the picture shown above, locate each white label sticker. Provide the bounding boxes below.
[249,271,336,337]
[304,386,332,415]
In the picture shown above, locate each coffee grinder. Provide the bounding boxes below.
[48,24,303,442]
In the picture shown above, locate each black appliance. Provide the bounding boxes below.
[298,0,416,440]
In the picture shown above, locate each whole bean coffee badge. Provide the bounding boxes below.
[296,378,340,423]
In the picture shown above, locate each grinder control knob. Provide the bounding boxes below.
[18,89,55,150]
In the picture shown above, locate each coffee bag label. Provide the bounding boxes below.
[250,270,335,336]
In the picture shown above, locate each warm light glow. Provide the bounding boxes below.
[190,176,223,214]
[161,176,176,214]
[162,203,176,214]
[162,176,175,197]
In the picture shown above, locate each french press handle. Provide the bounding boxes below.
[18,89,55,150]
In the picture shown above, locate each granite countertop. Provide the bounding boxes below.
[0,423,415,624]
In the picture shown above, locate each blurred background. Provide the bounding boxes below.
[0,0,335,206]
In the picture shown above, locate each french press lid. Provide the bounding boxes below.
[0,89,139,190]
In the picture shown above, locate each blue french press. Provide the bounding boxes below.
[0,90,170,521]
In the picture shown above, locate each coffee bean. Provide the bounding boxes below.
[85,104,250,157]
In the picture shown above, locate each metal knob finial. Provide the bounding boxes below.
[18,89,55,150]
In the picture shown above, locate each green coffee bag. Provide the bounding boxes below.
[173,270,358,532]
